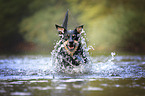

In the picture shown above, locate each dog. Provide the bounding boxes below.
[53,10,88,67]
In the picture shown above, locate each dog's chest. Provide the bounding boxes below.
[56,43,83,66]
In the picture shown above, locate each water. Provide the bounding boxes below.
[0,54,145,96]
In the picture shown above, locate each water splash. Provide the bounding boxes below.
[0,53,145,80]
[51,30,92,74]
[90,52,118,76]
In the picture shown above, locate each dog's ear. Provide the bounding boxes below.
[75,25,84,33]
[55,24,66,34]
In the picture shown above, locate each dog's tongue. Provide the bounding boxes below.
[68,46,74,49]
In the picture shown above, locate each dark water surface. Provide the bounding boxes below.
[0,54,145,96]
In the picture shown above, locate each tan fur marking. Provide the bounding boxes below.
[57,27,64,33]
[64,40,79,57]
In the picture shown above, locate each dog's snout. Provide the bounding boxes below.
[69,36,74,44]
[69,40,73,44]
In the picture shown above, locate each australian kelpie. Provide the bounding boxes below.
[54,10,88,67]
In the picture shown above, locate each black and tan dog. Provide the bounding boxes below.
[54,10,88,67]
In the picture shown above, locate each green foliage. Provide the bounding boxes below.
[0,0,145,53]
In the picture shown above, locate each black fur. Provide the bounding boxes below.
[54,10,88,67]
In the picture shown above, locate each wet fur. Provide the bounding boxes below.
[54,11,88,67]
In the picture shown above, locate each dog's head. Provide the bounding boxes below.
[55,24,83,53]
[55,10,84,56]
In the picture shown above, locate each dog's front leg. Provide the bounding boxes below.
[72,55,84,64]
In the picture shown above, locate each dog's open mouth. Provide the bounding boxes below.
[68,44,74,50]
[64,40,79,56]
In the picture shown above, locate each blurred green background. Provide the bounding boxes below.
[0,0,145,55]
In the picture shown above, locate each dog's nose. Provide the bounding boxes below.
[69,40,73,44]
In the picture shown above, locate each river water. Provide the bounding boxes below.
[0,53,145,96]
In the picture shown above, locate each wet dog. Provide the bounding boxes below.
[54,10,88,67]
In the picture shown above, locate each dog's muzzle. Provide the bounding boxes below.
[63,40,79,56]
